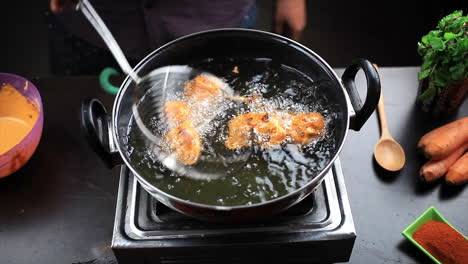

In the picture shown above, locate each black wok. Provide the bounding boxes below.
[81,29,380,222]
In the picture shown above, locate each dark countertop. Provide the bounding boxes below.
[0,67,467,264]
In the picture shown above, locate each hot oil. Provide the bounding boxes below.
[127,58,338,206]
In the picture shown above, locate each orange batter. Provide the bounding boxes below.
[0,83,39,154]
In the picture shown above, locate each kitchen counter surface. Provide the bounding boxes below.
[0,67,467,264]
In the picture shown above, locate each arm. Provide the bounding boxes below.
[274,0,307,41]
[50,0,78,13]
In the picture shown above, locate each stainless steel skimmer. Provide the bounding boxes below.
[77,0,198,177]
[77,0,239,180]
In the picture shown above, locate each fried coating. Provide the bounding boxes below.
[184,75,223,101]
[254,113,287,147]
[163,101,191,126]
[165,121,202,165]
[225,113,257,149]
[288,113,325,145]
[225,113,287,149]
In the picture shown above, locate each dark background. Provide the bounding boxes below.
[0,1,465,78]
[0,1,467,264]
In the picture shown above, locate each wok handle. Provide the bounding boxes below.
[342,59,381,131]
[80,98,123,168]
[99,67,120,95]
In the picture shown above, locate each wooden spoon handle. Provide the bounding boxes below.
[373,64,391,138]
[377,92,391,138]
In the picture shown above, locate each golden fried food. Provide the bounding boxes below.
[165,121,202,165]
[288,113,325,145]
[184,75,223,101]
[163,101,190,125]
[254,113,287,148]
[225,113,257,149]
[225,113,287,149]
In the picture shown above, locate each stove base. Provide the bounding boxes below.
[114,239,355,264]
[112,159,355,264]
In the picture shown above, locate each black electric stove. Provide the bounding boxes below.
[112,158,356,264]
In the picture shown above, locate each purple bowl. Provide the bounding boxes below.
[0,73,43,178]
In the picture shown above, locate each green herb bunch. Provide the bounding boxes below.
[417,10,467,102]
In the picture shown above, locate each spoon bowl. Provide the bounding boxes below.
[374,138,406,171]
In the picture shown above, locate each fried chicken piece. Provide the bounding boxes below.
[225,113,257,149]
[163,101,191,126]
[184,75,223,101]
[288,113,325,145]
[165,120,202,165]
[225,113,287,149]
[254,113,287,148]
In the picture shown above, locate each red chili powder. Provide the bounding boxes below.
[413,220,468,264]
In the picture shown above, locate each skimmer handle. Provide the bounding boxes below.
[77,0,141,83]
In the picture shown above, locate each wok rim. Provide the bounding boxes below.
[111,28,351,211]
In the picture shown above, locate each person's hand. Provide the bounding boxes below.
[274,0,307,41]
[50,0,78,13]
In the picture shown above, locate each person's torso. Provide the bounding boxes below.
[58,0,255,60]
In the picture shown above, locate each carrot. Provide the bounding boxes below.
[417,117,468,160]
[419,142,468,183]
[417,117,468,150]
[446,152,468,185]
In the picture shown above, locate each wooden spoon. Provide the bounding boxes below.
[373,90,406,171]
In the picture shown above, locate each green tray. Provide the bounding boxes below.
[402,206,467,264]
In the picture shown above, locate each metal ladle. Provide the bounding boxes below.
[76,0,210,180]
[77,0,141,83]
